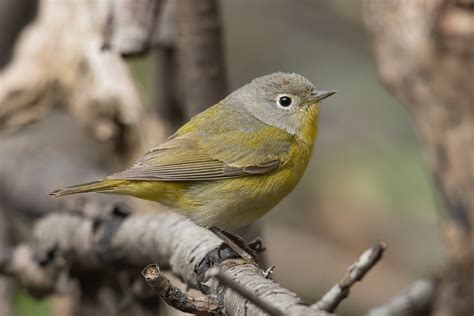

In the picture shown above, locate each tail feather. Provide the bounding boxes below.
[49,179,122,197]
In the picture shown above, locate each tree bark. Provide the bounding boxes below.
[365,1,474,315]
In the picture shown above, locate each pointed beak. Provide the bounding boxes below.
[313,90,337,102]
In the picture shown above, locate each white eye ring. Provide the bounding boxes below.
[276,94,293,108]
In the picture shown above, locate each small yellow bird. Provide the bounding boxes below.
[50,73,336,230]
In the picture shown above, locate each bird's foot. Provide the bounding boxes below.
[210,227,264,262]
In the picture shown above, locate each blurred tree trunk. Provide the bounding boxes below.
[175,0,228,117]
[153,0,228,133]
[365,1,474,315]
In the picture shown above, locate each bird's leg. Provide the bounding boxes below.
[209,227,256,261]
[221,231,266,257]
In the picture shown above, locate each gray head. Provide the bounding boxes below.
[225,73,336,135]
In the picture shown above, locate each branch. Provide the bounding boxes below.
[367,279,435,316]
[312,242,386,312]
[0,210,332,315]
[142,264,221,315]
[207,266,285,315]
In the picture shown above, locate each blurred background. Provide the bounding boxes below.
[1,0,448,315]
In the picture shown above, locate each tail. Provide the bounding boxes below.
[49,179,125,197]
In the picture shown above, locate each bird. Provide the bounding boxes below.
[50,72,336,234]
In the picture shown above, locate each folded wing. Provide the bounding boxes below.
[107,135,281,182]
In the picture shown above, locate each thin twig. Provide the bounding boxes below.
[207,267,285,316]
[312,241,387,312]
[142,263,221,315]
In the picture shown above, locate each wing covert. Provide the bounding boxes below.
[107,136,281,182]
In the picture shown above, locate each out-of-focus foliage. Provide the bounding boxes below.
[15,290,49,316]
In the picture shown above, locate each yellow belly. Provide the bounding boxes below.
[185,176,287,228]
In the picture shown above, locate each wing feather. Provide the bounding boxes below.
[107,136,280,182]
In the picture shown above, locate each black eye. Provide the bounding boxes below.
[278,96,292,107]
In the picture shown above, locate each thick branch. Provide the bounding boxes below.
[1,211,332,316]
[208,267,285,316]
